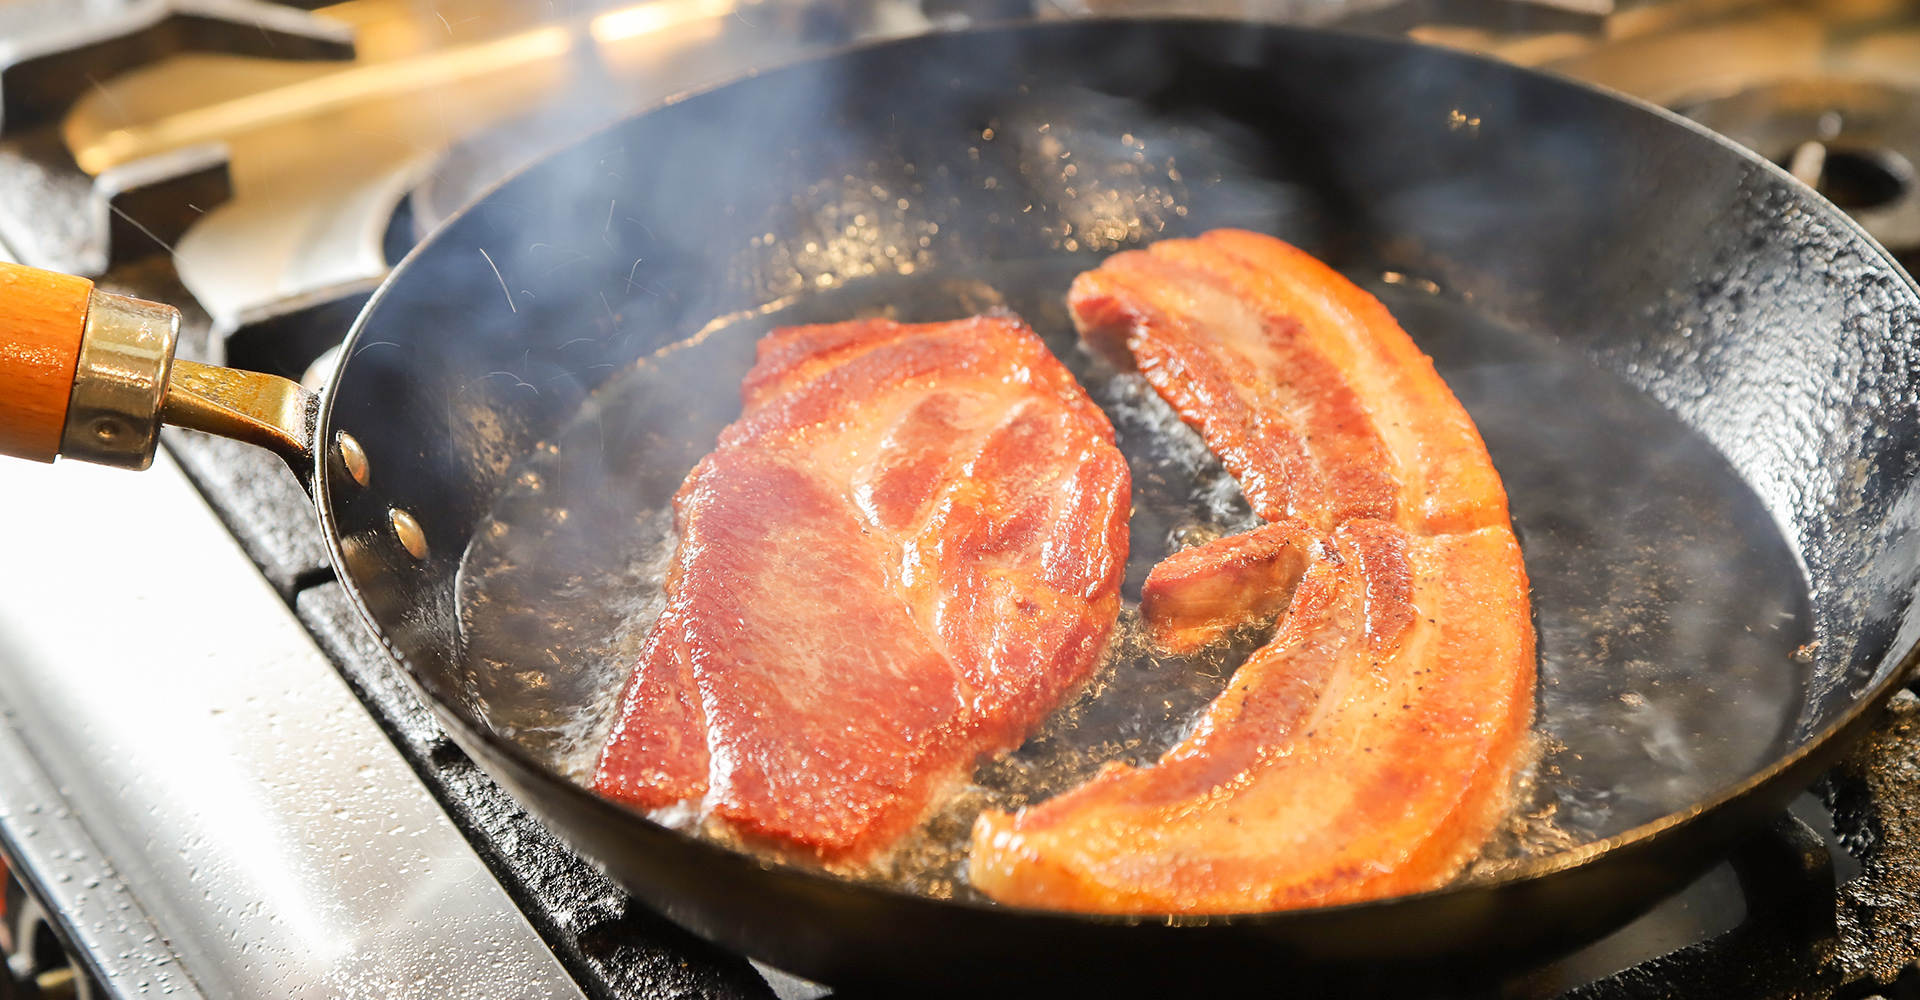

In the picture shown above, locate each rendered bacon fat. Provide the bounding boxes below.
[592,316,1130,865]
[967,230,1535,913]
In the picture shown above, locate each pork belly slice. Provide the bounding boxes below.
[969,519,1535,913]
[593,316,1130,865]
[1069,228,1507,536]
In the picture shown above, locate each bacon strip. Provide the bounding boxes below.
[968,231,1534,913]
[595,316,1130,865]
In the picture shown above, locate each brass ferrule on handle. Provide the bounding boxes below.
[64,293,321,473]
[61,289,180,470]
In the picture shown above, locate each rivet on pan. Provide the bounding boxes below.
[335,431,370,488]
[389,507,428,560]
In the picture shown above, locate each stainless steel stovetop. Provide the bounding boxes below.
[0,0,1917,996]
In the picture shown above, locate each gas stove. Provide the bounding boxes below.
[0,0,1916,997]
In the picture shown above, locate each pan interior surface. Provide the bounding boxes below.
[455,252,1811,897]
[323,19,1920,957]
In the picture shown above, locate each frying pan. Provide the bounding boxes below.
[4,19,1919,996]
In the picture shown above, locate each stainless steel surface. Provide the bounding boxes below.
[0,692,206,1000]
[0,453,589,1000]
[58,288,178,470]
[0,0,354,133]
[0,0,347,276]
[131,0,928,333]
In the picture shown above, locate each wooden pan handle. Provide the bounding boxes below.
[0,261,94,463]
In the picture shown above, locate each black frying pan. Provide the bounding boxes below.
[12,18,1920,997]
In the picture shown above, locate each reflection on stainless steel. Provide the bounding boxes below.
[0,454,587,1000]
[0,699,205,999]
[58,0,756,176]
[1059,0,1401,24]
[59,289,179,470]
[1555,0,1920,105]
[0,0,350,278]
[65,26,571,176]
[592,0,743,43]
[0,0,354,134]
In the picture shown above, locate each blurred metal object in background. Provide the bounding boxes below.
[1337,0,1920,266]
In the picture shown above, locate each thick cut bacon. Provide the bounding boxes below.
[593,316,1128,864]
[970,520,1534,912]
[967,231,1534,913]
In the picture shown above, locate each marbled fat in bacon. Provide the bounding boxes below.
[1072,230,1517,655]
[593,316,1129,865]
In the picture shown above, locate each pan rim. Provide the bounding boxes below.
[315,16,1920,929]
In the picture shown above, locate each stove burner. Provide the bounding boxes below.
[1796,146,1914,212]
[1679,81,1920,266]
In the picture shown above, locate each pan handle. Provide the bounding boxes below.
[0,260,323,478]
[162,360,319,472]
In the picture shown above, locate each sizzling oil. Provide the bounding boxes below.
[457,257,1812,901]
